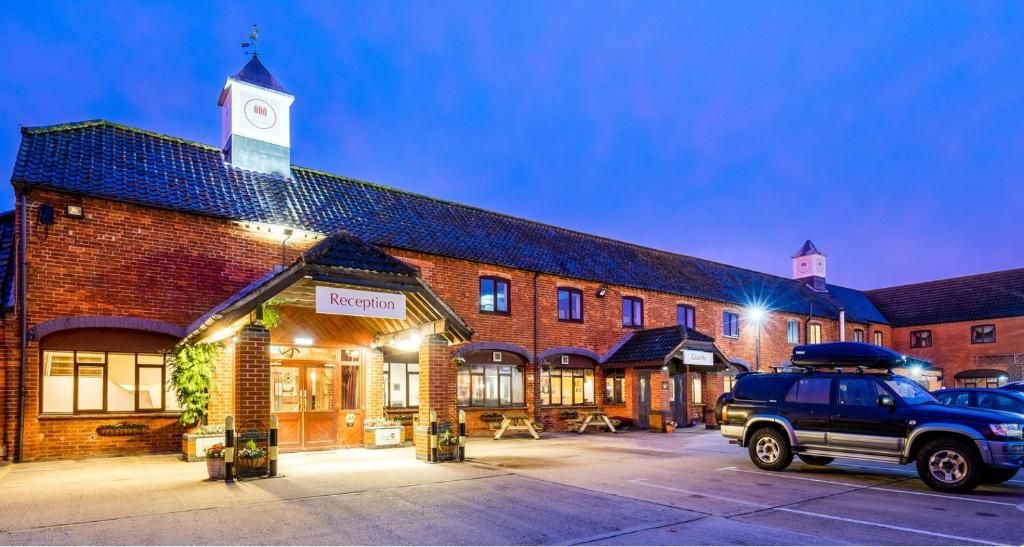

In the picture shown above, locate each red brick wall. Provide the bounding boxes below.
[233,324,271,427]
[890,317,1024,387]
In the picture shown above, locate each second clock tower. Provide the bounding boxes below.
[792,240,827,292]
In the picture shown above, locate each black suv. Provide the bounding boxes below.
[715,342,1024,493]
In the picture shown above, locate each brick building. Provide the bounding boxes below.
[0,56,1020,461]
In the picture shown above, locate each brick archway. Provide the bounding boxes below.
[453,341,534,364]
[28,315,186,341]
[537,346,601,364]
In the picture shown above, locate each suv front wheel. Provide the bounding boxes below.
[915,438,981,493]
[748,427,793,471]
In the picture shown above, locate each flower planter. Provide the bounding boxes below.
[237,456,267,470]
[206,458,225,480]
[97,425,148,437]
[363,425,406,449]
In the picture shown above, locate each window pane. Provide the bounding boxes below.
[272,366,301,412]
[495,281,509,312]
[551,375,562,405]
[623,298,633,325]
[480,278,495,311]
[571,292,582,320]
[512,367,524,404]
[164,358,181,411]
[692,375,703,404]
[558,290,569,320]
[77,352,105,364]
[837,378,879,406]
[633,301,643,325]
[77,365,105,411]
[108,353,136,411]
[605,376,613,403]
[790,378,831,405]
[541,370,551,405]
[137,353,163,365]
[561,373,573,405]
[408,372,420,407]
[42,351,74,413]
[457,369,470,406]
[138,366,163,410]
[583,370,594,403]
[484,368,498,405]
[389,363,407,408]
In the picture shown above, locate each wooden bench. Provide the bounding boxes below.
[576,411,617,434]
[493,414,541,440]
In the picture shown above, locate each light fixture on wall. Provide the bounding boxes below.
[65,204,85,219]
[294,337,314,347]
[596,285,608,298]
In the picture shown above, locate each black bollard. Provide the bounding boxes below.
[225,415,235,484]
[269,415,279,477]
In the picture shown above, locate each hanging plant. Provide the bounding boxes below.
[261,298,282,329]
[170,342,220,427]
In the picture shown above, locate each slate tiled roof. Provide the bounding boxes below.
[302,229,418,276]
[11,120,891,323]
[233,55,288,94]
[604,325,715,364]
[0,210,15,311]
[866,269,1024,327]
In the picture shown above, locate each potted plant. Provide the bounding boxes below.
[437,428,459,458]
[665,420,677,433]
[97,422,148,436]
[236,439,267,471]
[205,443,226,480]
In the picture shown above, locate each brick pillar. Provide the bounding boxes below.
[233,324,271,427]
[364,348,385,420]
[594,367,606,406]
[525,362,540,421]
[207,343,235,425]
[415,335,452,460]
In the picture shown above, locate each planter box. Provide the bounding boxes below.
[363,426,407,449]
[182,432,225,462]
[97,426,148,437]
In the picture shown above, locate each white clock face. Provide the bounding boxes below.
[797,259,811,274]
[244,98,277,129]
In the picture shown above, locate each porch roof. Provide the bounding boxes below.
[602,325,731,369]
[181,230,473,345]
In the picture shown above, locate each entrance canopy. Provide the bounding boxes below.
[182,230,473,346]
[602,325,731,370]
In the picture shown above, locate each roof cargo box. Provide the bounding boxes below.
[791,342,908,368]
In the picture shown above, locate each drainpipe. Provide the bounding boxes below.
[838,308,846,342]
[15,190,28,463]
[532,272,540,421]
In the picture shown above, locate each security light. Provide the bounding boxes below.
[294,337,314,346]
[596,285,608,298]
[65,204,85,219]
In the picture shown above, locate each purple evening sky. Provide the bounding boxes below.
[1,1,1022,289]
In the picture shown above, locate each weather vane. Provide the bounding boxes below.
[241,24,260,56]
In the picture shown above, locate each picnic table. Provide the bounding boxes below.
[493,414,541,440]
[576,411,617,434]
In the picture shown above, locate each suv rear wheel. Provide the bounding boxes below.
[915,438,981,493]
[979,467,1019,484]
[748,427,793,471]
[798,455,835,466]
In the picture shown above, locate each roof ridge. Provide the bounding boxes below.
[866,267,1024,293]
[292,166,833,293]
[21,119,222,152]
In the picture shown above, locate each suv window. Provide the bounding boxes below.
[937,391,970,407]
[883,376,936,405]
[733,375,793,402]
[837,377,887,406]
[977,392,1024,414]
[784,377,832,405]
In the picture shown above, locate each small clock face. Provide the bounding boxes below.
[244,98,277,129]
[797,259,811,274]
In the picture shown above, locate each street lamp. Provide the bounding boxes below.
[747,305,766,370]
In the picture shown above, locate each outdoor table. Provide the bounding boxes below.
[493,414,541,440]
[576,411,617,434]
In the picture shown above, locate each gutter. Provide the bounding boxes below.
[15,190,27,462]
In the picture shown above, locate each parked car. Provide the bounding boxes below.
[1000,381,1024,394]
[715,342,1024,493]
[934,388,1024,416]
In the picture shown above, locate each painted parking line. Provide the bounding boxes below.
[629,478,1003,546]
[721,467,1024,509]
[833,462,1024,485]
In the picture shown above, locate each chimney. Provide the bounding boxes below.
[792,240,827,292]
[218,55,294,177]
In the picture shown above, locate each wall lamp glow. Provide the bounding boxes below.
[596,285,608,298]
[294,337,314,347]
[747,304,766,324]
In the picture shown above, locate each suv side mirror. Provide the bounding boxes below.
[877,395,895,408]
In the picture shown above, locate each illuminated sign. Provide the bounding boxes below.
[683,349,714,366]
[315,286,406,320]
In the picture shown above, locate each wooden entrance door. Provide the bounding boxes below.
[671,373,688,427]
[271,363,338,451]
[637,370,652,429]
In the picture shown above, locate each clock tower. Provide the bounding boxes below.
[792,240,827,292]
[218,54,294,177]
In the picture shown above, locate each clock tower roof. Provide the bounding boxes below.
[233,55,288,94]
[792,239,824,258]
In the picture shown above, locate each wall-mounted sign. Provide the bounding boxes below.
[683,349,714,366]
[315,286,406,320]
[374,427,401,446]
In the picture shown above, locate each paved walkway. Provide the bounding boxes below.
[0,429,1021,545]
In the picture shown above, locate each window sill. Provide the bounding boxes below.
[622,325,645,329]
[722,335,739,339]
[558,319,585,324]
[458,405,527,411]
[540,404,599,409]
[38,412,182,420]
[478,311,511,316]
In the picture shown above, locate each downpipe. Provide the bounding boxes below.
[15,191,27,462]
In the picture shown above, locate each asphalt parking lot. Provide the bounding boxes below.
[0,428,1020,545]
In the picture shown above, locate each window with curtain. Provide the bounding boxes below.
[42,350,179,414]
[456,364,525,407]
[808,323,822,344]
[557,288,583,322]
[910,330,932,348]
[853,329,865,342]
[383,362,419,408]
[605,369,625,404]
[971,324,996,344]
[540,368,594,405]
[874,330,884,346]
[479,277,510,314]
[786,320,800,344]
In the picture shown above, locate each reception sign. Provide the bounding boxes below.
[682,349,714,366]
[315,286,407,320]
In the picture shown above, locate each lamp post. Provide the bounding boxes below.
[748,306,766,371]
